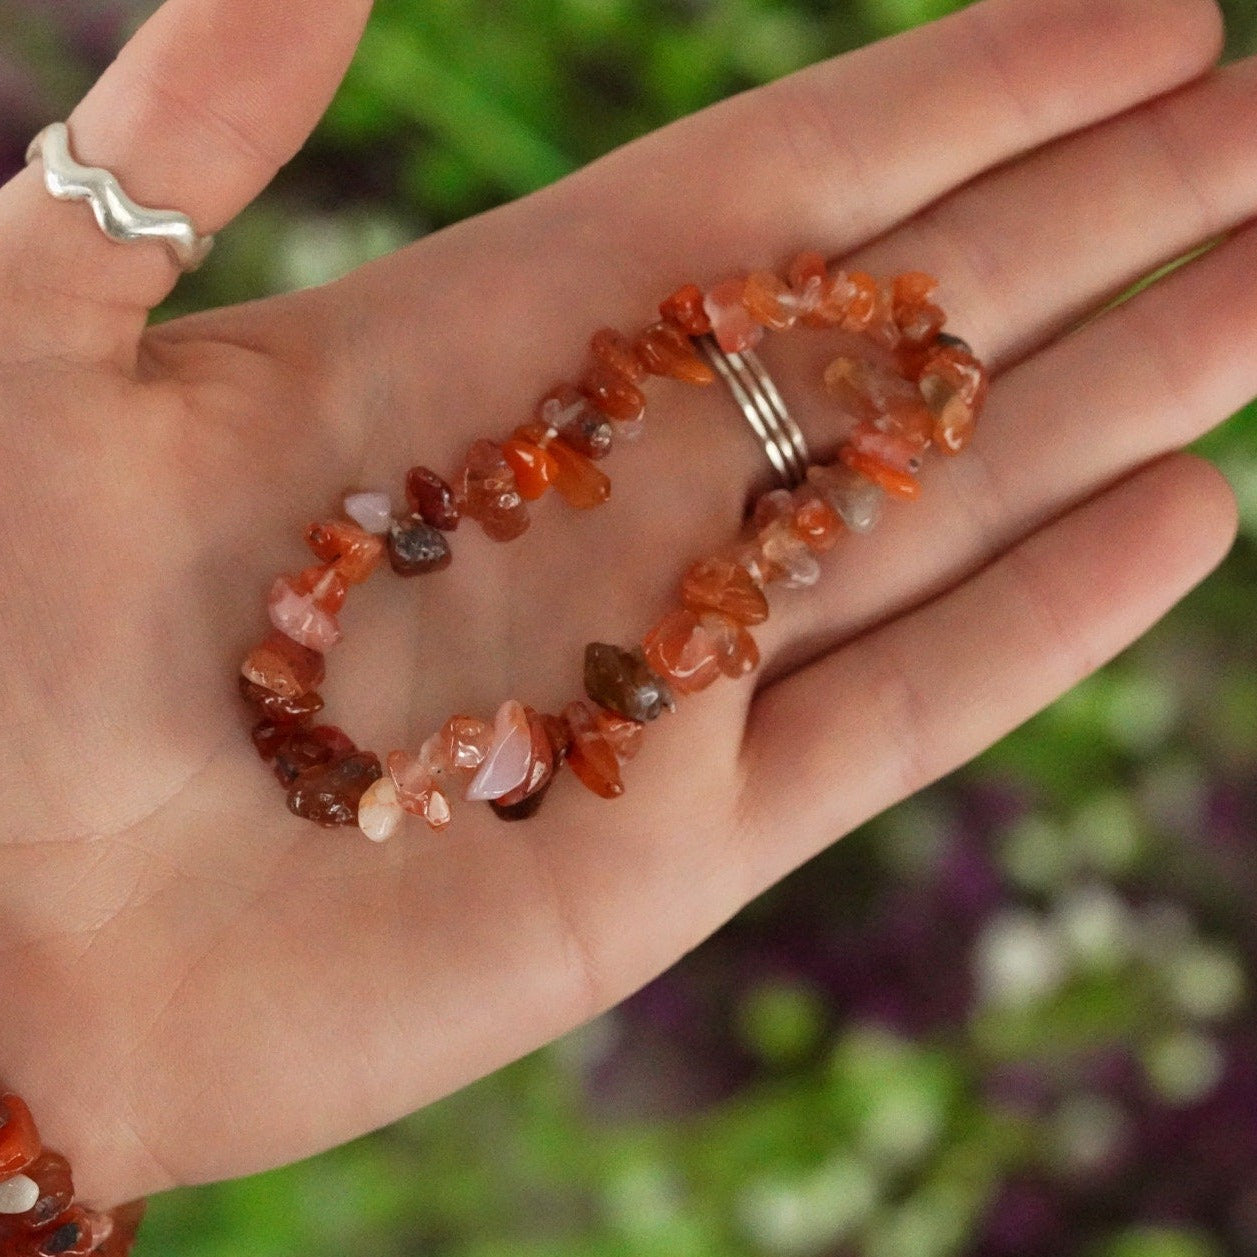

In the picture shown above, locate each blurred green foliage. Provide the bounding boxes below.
[3,0,1257,1253]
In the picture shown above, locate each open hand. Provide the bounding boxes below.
[0,0,1251,1209]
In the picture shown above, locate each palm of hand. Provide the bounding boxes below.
[0,0,1252,1213]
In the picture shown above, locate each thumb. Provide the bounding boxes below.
[0,0,372,364]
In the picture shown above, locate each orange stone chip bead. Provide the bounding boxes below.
[462,439,530,541]
[700,612,760,678]
[791,495,843,554]
[290,564,348,614]
[703,278,763,355]
[242,629,326,699]
[892,271,946,346]
[563,701,625,799]
[634,322,715,386]
[681,557,770,625]
[14,1151,74,1229]
[742,270,796,331]
[595,709,645,761]
[842,271,879,332]
[516,424,610,510]
[839,445,922,500]
[659,283,712,336]
[785,251,854,326]
[590,328,646,384]
[303,519,385,584]
[0,1094,41,1176]
[501,438,558,501]
[580,364,646,424]
[919,337,989,454]
[642,609,722,695]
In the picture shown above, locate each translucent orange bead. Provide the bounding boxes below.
[897,301,946,347]
[824,356,934,447]
[0,1094,41,1177]
[501,438,558,501]
[842,272,879,332]
[750,487,795,532]
[287,753,383,827]
[634,322,715,386]
[441,715,493,771]
[560,409,614,460]
[563,701,625,799]
[642,610,721,695]
[592,709,643,761]
[680,557,769,625]
[659,283,712,336]
[787,250,828,290]
[703,278,764,354]
[785,251,838,326]
[892,272,938,307]
[757,527,821,588]
[919,337,989,454]
[590,328,646,384]
[807,461,883,535]
[268,574,342,651]
[791,495,843,554]
[517,425,610,509]
[848,421,925,475]
[742,270,796,331]
[839,445,922,500]
[551,440,611,509]
[238,675,325,725]
[241,630,325,700]
[272,724,355,787]
[580,364,646,424]
[304,519,385,584]
[291,565,348,613]
[387,749,453,829]
[699,612,760,678]
[462,439,530,541]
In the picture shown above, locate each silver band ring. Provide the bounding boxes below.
[698,335,811,488]
[25,122,214,273]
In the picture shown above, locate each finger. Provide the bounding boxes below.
[846,55,1257,371]
[562,0,1223,277]
[321,0,1224,534]
[738,454,1237,889]
[0,0,371,365]
[337,0,1222,375]
[753,211,1257,674]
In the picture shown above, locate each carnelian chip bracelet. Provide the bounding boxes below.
[238,252,989,837]
[0,1093,145,1257]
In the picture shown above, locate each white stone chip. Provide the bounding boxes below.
[0,1172,40,1214]
[343,491,393,535]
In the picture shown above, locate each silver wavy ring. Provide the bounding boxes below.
[25,122,214,273]
[698,335,811,488]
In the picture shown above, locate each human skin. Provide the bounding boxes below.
[0,0,1253,1211]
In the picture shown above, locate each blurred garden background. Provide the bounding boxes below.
[4,0,1257,1253]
